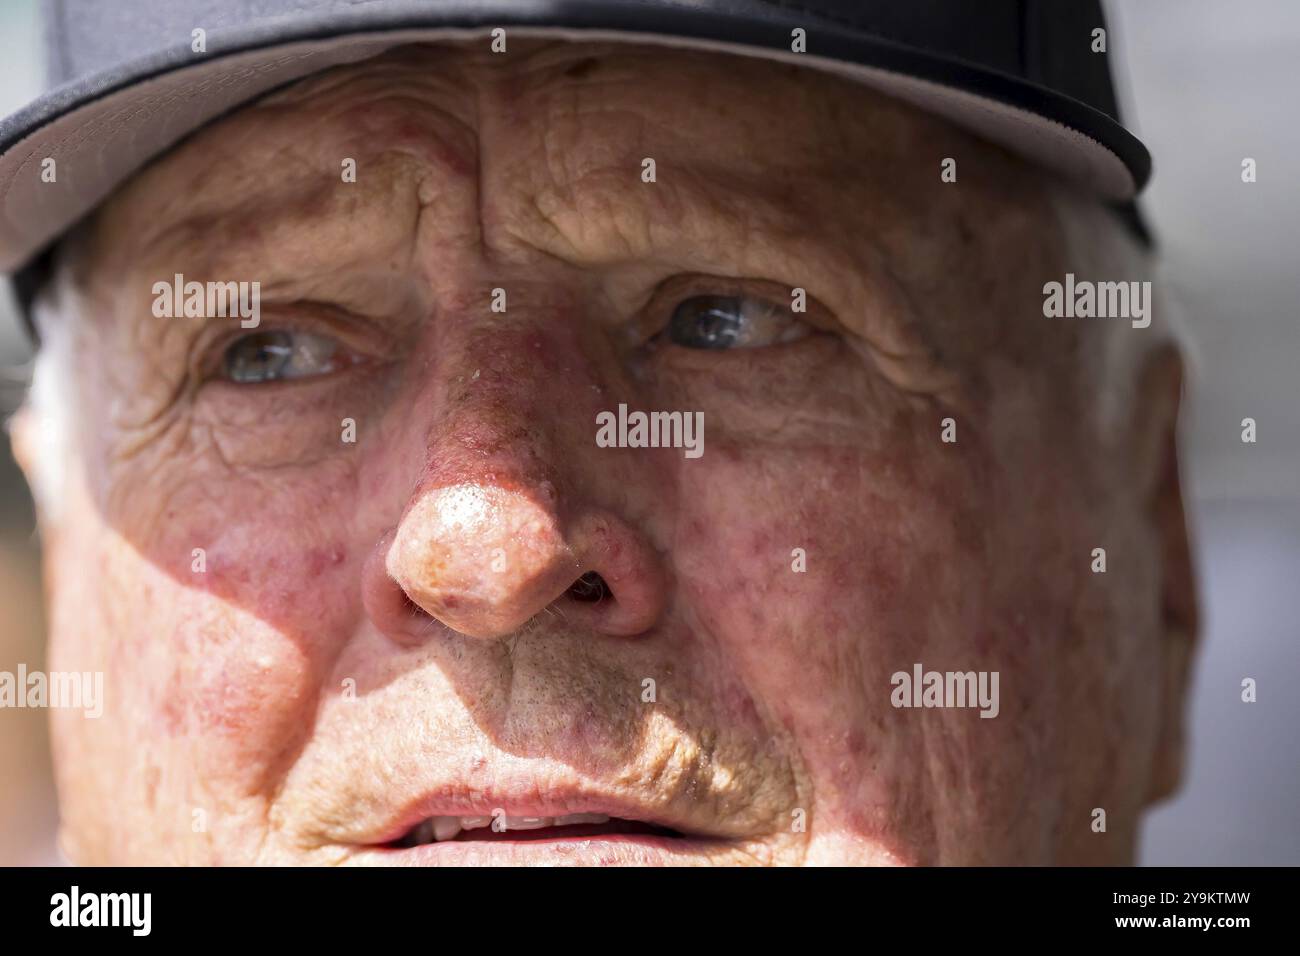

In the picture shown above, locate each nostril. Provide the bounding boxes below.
[400,589,427,617]
[566,571,611,603]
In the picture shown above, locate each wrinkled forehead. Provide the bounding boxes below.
[91,38,1049,243]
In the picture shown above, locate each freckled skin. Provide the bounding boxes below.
[21,41,1196,865]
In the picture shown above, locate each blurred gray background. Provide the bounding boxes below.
[0,0,1296,865]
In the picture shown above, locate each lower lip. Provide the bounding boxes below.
[352,833,726,866]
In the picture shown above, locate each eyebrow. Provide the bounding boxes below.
[134,173,356,262]
[125,160,430,294]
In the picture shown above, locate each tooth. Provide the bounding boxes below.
[409,819,434,845]
[458,816,493,830]
[432,816,462,842]
[553,814,610,826]
[504,816,553,830]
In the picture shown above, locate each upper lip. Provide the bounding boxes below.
[363,783,722,847]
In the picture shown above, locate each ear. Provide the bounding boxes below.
[1134,346,1199,803]
[7,402,40,494]
[8,370,68,530]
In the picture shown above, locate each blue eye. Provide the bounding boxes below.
[668,295,810,350]
[222,330,345,384]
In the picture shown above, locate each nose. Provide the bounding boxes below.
[362,323,669,643]
[387,481,667,639]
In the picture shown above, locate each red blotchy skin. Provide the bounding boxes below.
[26,40,1193,867]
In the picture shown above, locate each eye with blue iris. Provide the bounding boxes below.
[221,329,348,384]
[666,294,812,350]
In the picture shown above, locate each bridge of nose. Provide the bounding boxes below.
[371,301,669,642]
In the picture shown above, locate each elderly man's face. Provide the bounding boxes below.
[20,40,1194,865]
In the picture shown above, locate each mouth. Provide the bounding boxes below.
[389,813,683,847]
[343,788,755,865]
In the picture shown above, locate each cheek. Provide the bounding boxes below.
[45,519,327,862]
[111,446,362,635]
[671,441,896,796]
[99,457,370,791]
[674,437,978,701]
[672,427,1065,856]
[100,539,322,793]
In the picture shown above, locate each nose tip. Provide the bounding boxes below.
[386,484,574,639]
[375,483,666,641]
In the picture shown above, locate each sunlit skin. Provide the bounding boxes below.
[13,40,1197,865]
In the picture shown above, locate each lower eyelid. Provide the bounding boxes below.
[200,358,382,403]
[655,327,830,365]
